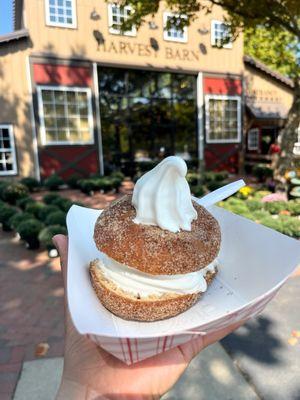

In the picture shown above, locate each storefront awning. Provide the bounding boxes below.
[246,99,289,120]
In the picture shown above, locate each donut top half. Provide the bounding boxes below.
[94,194,221,275]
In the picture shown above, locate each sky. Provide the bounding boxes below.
[0,1,13,35]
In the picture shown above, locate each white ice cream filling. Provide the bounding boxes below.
[96,254,218,298]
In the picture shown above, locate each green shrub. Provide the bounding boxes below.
[20,177,40,192]
[2,183,29,204]
[215,171,229,181]
[110,177,123,191]
[38,224,67,250]
[0,181,10,200]
[259,216,282,231]
[45,211,66,227]
[264,201,288,215]
[66,174,82,189]
[203,171,217,182]
[245,199,263,211]
[51,197,73,212]
[0,205,18,231]
[226,197,245,206]
[43,193,62,205]
[16,196,35,210]
[38,205,60,222]
[287,200,300,216]
[253,164,273,181]
[78,179,98,194]
[253,190,272,200]
[277,216,300,238]
[25,202,45,218]
[206,180,225,192]
[191,185,205,197]
[97,177,113,192]
[17,219,44,249]
[187,172,199,186]
[44,174,64,190]
[251,210,271,222]
[229,204,249,216]
[110,171,125,181]
[8,212,35,230]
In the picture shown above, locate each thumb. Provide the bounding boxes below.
[52,234,68,284]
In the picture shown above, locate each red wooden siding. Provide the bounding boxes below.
[33,63,99,179]
[39,146,99,180]
[204,77,242,95]
[203,76,242,172]
[204,144,240,173]
[33,63,93,87]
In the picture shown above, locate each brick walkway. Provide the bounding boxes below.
[0,181,133,400]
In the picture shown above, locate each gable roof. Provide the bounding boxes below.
[0,28,29,45]
[244,55,294,89]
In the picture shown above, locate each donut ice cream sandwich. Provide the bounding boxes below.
[89,156,221,321]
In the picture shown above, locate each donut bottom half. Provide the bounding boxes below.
[89,260,217,322]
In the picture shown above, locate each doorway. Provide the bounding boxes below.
[98,67,198,175]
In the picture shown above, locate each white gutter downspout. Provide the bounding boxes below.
[26,56,41,181]
[92,62,104,175]
[196,72,205,174]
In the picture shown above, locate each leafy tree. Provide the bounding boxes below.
[244,27,298,79]
[113,0,300,176]
[244,25,299,175]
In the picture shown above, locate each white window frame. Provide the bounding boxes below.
[0,125,18,176]
[163,12,188,43]
[45,0,77,29]
[248,128,260,150]
[107,3,136,36]
[211,20,232,49]
[205,94,241,144]
[37,85,94,146]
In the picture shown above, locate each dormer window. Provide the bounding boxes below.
[211,20,232,48]
[163,12,188,43]
[107,4,136,36]
[45,0,77,29]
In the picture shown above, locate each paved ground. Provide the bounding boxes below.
[0,181,299,399]
[0,183,132,400]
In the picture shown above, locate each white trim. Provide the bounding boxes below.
[196,72,204,161]
[211,19,232,49]
[26,56,41,181]
[107,3,136,36]
[205,94,241,143]
[247,128,259,150]
[0,124,18,176]
[93,63,104,175]
[45,0,77,29]
[37,85,94,146]
[163,12,188,43]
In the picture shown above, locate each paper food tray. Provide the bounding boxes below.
[66,204,300,365]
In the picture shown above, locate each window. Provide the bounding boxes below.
[211,20,232,48]
[45,0,77,28]
[205,95,241,143]
[37,86,94,145]
[0,125,17,175]
[163,12,188,43]
[248,128,259,150]
[108,3,136,36]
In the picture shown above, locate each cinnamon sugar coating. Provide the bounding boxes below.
[89,260,217,322]
[94,195,221,275]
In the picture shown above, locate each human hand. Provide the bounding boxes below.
[53,234,245,400]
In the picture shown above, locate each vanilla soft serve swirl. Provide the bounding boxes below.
[97,254,218,298]
[132,156,197,233]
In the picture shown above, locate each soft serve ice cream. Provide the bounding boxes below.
[90,156,221,321]
[132,156,198,232]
